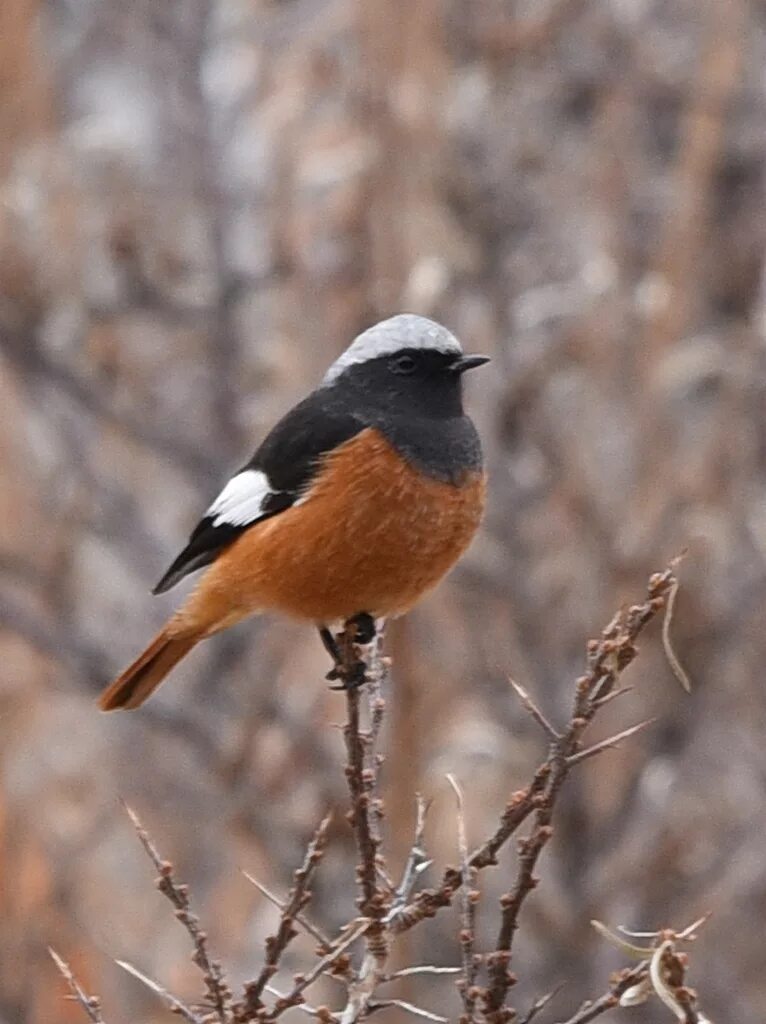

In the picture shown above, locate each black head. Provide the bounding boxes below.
[322,315,489,419]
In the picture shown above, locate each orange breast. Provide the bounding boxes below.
[177,427,485,632]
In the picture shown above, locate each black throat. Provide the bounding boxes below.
[324,351,483,483]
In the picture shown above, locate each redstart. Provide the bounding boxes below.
[99,314,489,710]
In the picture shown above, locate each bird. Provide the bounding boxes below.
[98,314,489,710]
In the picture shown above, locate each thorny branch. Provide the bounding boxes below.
[554,963,649,1024]
[49,948,108,1024]
[446,774,480,1024]
[125,803,233,1023]
[237,814,332,1020]
[58,564,702,1024]
[481,567,681,1021]
[337,621,390,1024]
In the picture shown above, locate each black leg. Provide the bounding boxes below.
[318,625,342,680]
[318,625,341,662]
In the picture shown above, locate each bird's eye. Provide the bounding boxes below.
[390,353,418,375]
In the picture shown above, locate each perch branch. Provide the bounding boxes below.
[446,774,480,1024]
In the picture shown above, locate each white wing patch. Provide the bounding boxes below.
[208,469,273,527]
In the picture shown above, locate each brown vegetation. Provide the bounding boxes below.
[2,0,766,1021]
[52,566,710,1023]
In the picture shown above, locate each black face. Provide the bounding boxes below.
[336,348,482,419]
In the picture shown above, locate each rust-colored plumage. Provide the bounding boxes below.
[99,429,485,710]
[98,631,197,711]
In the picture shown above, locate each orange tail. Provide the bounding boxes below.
[99,629,198,711]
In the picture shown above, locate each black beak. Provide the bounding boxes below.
[453,354,490,373]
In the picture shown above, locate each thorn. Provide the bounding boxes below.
[116,960,204,1024]
[518,980,566,1024]
[369,998,449,1022]
[592,685,634,709]
[508,677,561,739]
[385,966,462,980]
[241,869,333,949]
[566,719,656,766]
[676,911,712,941]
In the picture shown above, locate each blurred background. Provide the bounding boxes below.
[2,0,766,1021]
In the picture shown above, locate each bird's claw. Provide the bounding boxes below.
[328,660,368,691]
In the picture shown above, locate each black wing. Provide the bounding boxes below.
[153,391,365,594]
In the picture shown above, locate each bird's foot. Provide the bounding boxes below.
[328,660,368,691]
[348,611,376,645]
[318,614,376,689]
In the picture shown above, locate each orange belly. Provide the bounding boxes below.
[175,427,485,632]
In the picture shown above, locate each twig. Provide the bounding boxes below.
[518,982,566,1024]
[268,918,372,1020]
[238,814,331,1018]
[387,794,431,920]
[446,774,480,1024]
[116,960,206,1024]
[553,963,650,1024]
[391,767,549,933]
[49,948,107,1024]
[124,803,232,1022]
[480,567,678,1022]
[265,986,338,1021]
[569,914,712,1023]
[367,998,448,1022]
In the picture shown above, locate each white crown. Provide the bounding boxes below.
[322,314,463,386]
